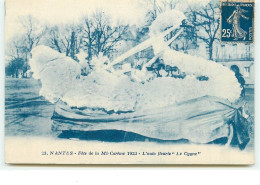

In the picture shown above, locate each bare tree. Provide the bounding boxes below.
[18,15,47,54]
[46,24,82,60]
[48,26,62,53]
[6,35,26,60]
[187,1,220,60]
[82,11,128,61]
[18,16,47,76]
[5,35,27,77]
[5,16,47,77]
[82,17,96,61]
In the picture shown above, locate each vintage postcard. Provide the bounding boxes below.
[4,0,255,164]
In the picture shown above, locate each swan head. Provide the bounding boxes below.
[149,9,187,36]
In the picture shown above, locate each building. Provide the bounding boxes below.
[214,43,254,87]
[189,41,254,86]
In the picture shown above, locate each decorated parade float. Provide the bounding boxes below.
[29,10,250,150]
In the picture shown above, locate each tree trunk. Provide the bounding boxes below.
[208,41,213,60]
[66,48,70,56]
[54,39,62,53]
[15,70,18,78]
[87,46,92,61]
[70,31,76,59]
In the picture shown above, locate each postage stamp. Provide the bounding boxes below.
[220,0,254,43]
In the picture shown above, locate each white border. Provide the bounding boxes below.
[0,0,5,169]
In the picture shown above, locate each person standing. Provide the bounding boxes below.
[231,65,246,97]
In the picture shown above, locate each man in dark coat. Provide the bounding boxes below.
[231,65,245,97]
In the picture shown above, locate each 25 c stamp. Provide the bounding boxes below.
[220,0,254,43]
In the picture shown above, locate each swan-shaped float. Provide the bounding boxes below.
[29,10,249,148]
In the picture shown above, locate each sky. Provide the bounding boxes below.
[4,0,213,42]
[5,0,149,41]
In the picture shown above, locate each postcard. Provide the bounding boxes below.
[4,0,255,164]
